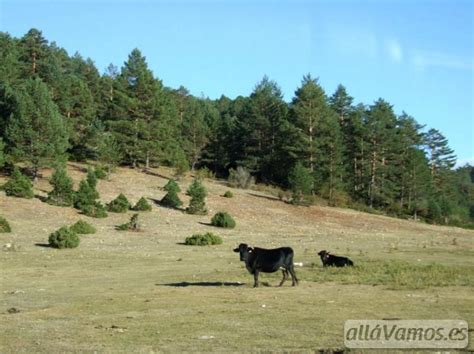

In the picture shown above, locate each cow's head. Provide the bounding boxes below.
[234,243,253,261]
[318,250,329,259]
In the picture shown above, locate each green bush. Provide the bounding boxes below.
[70,220,96,234]
[116,214,140,231]
[86,168,98,189]
[161,179,183,208]
[74,179,99,209]
[107,193,131,213]
[3,167,34,199]
[186,178,207,215]
[94,166,108,180]
[211,212,236,228]
[132,197,152,211]
[195,167,215,180]
[81,202,108,218]
[185,232,222,246]
[48,226,80,249]
[47,167,74,206]
[223,191,233,198]
[0,216,11,233]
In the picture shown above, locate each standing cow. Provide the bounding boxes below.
[234,243,299,288]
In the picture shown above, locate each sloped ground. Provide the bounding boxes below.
[1,164,473,352]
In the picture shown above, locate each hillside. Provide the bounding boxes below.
[1,164,473,352]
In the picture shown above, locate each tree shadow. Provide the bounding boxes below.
[142,169,172,180]
[247,192,281,202]
[198,222,214,227]
[67,163,89,173]
[35,243,53,248]
[150,198,186,212]
[158,281,245,287]
[35,194,48,203]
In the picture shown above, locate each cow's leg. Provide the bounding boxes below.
[279,269,288,287]
[289,265,299,286]
[253,270,259,288]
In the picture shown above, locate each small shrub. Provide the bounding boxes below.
[86,168,98,189]
[107,193,131,213]
[48,226,80,249]
[186,178,207,215]
[0,216,11,233]
[81,202,108,218]
[185,232,222,246]
[116,213,140,231]
[211,212,236,228]
[195,167,215,180]
[70,220,96,234]
[94,166,108,180]
[47,167,74,207]
[132,197,152,211]
[228,166,255,189]
[3,167,34,199]
[223,191,233,198]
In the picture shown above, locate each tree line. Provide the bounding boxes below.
[0,29,472,227]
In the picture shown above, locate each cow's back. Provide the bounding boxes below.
[252,247,294,273]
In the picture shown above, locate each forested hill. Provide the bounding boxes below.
[0,29,472,228]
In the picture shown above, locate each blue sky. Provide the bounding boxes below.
[1,0,473,165]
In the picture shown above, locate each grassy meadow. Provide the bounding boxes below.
[1,164,473,352]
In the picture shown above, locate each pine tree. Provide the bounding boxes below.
[6,78,68,178]
[74,169,99,210]
[160,179,183,208]
[235,76,288,182]
[329,84,353,126]
[290,74,326,174]
[0,32,20,84]
[186,178,207,215]
[424,128,457,223]
[288,162,313,204]
[55,74,97,160]
[291,75,345,201]
[363,99,400,208]
[181,98,209,170]
[3,167,34,198]
[18,28,48,79]
[107,49,179,169]
[47,165,75,206]
[424,128,456,187]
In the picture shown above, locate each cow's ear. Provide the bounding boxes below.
[247,247,253,253]
[233,248,239,252]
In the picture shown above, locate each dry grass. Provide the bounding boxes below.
[1,164,473,352]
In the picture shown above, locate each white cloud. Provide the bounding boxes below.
[325,26,378,58]
[412,51,473,71]
[386,39,403,63]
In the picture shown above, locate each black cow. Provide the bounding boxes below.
[318,250,354,267]
[233,243,298,288]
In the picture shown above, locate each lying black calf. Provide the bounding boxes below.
[318,250,354,267]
